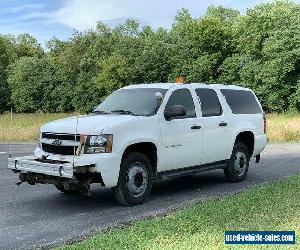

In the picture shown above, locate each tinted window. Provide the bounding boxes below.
[221,89,262,114]
[165,89,196,119]
[195,88,222,117]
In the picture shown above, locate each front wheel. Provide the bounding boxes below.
[114,152,153,206]
[224,142,250,182]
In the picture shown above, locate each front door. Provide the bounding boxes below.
[159,88,202,171]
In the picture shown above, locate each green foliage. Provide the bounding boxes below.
[169,6,237,83]
[96,53,131,94]
[226,0,300,111]
[2,0,300,113]
[0,34,43,113]
[134,28,172,83]
[206,5,240,22]
[0,37,11,113]
[187,53,222,82]
[13,34,44,58]
[8,57,56,112]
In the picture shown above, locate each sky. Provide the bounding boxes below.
[0,0,283,46]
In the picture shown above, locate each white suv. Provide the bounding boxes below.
[8,83,267,205]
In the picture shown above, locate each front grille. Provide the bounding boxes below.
[42,132,80,142]
[42,143,78,155]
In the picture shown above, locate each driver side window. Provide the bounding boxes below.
[165,89,196,119]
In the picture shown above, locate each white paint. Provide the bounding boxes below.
[8,83,268,188]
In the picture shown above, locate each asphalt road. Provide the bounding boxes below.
[0,143,300,249]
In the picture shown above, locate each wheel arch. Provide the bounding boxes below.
[122,141,158,175]
[234,131,255,157]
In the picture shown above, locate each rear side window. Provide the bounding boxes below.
[165,89,196,119]
[195,88,222,117]
[221,89,262,114]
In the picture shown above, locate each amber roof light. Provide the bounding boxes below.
[175,76,184,84]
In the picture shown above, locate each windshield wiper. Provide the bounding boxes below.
[110,110,141,116]
[91,110,111,115]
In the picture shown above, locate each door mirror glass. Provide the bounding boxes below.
[164,105,186,120]
[155,91,164,110]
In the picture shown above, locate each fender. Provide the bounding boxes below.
[228,121,256,159]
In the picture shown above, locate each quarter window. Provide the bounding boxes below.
[195,88,222,117]
[221,89,262,114]
[165,89,196,119]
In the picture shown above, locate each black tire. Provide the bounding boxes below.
[224,142,250,182]
[114,152,153,206]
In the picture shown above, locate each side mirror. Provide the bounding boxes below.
[155,92,164,103]
[155,91,164,111]
[164,105,186,120]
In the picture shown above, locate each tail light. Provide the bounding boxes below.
[263,113,267,134]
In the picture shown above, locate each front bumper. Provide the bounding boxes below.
[32,147,122,187]
[8,156,74,179]
[9,151,122,188]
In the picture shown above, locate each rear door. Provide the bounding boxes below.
[220,88,266,156]
[195,88,231,164]
[159,87,202,171]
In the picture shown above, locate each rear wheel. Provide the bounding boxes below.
[114,152,153,206]
[224,142,249,182]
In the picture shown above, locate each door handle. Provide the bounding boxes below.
[191,125,201,130]
[219,122,228,127]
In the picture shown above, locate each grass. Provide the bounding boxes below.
[56,174,300,250]
[0,113,72,142]
[0,113,300,142]
[267,113,300,142]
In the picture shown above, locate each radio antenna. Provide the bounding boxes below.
[73,113,80,166]
[9,108,12,158]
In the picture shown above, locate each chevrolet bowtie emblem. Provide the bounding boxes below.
[52,139,62,146]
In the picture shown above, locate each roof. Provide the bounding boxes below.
[190,83,251,91]
[123,83,177,90]
[122,83,251,91]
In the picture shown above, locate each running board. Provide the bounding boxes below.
[156,160,228,180]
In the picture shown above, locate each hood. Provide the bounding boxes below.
[40,114,141,135]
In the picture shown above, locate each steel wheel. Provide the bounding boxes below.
[224,142,249,183]
[114,152,153,206]
[126,162,148,197]
[233,151,247,176]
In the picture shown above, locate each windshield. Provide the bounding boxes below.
[93,88,167,116]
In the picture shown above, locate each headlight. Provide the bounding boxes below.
[84,134,113,154]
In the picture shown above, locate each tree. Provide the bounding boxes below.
[0,36,16,113]
[187,53,222,82]
[228,0,300,111]
[14,34,44,58]
[133,27,172,83]
[169,7,238,82]
[8,57,56,112]
[95,53,131,95]
[2,1,300,113]
[206,5,240,22]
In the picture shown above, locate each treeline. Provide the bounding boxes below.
[1,0,300,113]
